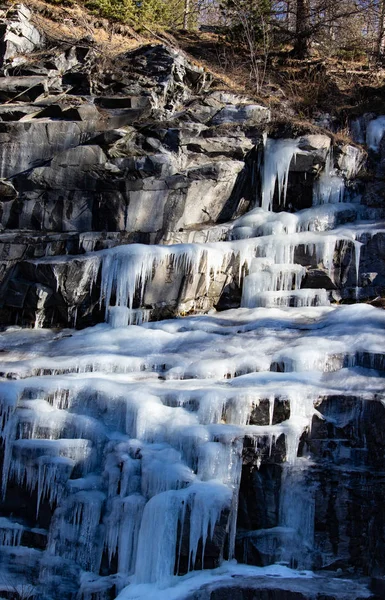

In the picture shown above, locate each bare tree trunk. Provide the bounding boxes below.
[184,0,190,29]
[326,2,336,42]
[286,0,291,24]
[286,0,295,31]
[377,0,385,59]
[293,0,311,58]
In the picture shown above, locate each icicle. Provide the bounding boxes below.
[107,306,151,328]
[104,493,146,574]
[366,116,385,151]
[268,395,275,426]
[99,243,228,325]
[354,239,362,299]
[34,309,46,329]
[118,494,146,574]
[0,518,24,547]
[261,138,300,211]
[278,465,315,568]
[134,489,181,584]
[48,490,106,572]
[36,456,75,516]
[197,392,226,425]
[241,265,307,308]
[1,414,18,498]
[6,438,93,500]
[134,481,232,585]
[225,394,253,426]
[313,150,345,206]
[350,117,365,144]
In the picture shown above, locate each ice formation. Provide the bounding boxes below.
[366,115,385,151]
[0,133,384,600]
[313,152,345,205]
[261,137,300,211]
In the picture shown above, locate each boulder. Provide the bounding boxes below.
[185,575,373,600]
[294,134,331,172]
[210,104,271,126]
[0,4,43,67]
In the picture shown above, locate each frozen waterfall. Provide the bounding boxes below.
[0,132,383,600]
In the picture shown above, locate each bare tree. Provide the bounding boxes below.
[238,6,270,93]
[183,0,190,28]
[293,0,311,57]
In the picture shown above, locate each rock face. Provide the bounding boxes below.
[0,8,274,324]
[0,6,383,327]
[236,394,385,575]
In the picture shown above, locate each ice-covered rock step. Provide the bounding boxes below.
[230,204,361,239]
[3,438,95,499]
[3,367,379,431]
[243,289,330,309]
[1,379,383,471]
[0,545,42,587]
[0,311,307,379]
[230,204,385,241]
[180,567,373,600]
[4,216,382,331]
[14,398,108,443]
[0,305,384,381]
[269,343,347,373]
[0,517,24,547]
[0,328,306,377]
[0,517,48,551]
[7,228,362,327]
[2,367,383,443]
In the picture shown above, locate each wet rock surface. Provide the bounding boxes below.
[185,574,374,599]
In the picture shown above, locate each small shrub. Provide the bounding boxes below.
[84,0,135,22]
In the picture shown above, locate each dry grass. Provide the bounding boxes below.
[28,0,146,53]
[172,28,385,123]
[27,0,242,94]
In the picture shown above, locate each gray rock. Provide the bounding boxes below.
[211,104,271,126]
[337,144,366,179]
[186,574,373,599]
[0,75,56,101]
[0,120,101,178]
[0,4,43,66]
[292,135,331,172]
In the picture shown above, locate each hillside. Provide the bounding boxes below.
[20,0,385,123]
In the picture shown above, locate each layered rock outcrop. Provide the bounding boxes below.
[1,5,384,328]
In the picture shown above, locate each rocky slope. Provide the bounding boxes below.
[0,5,384,329]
